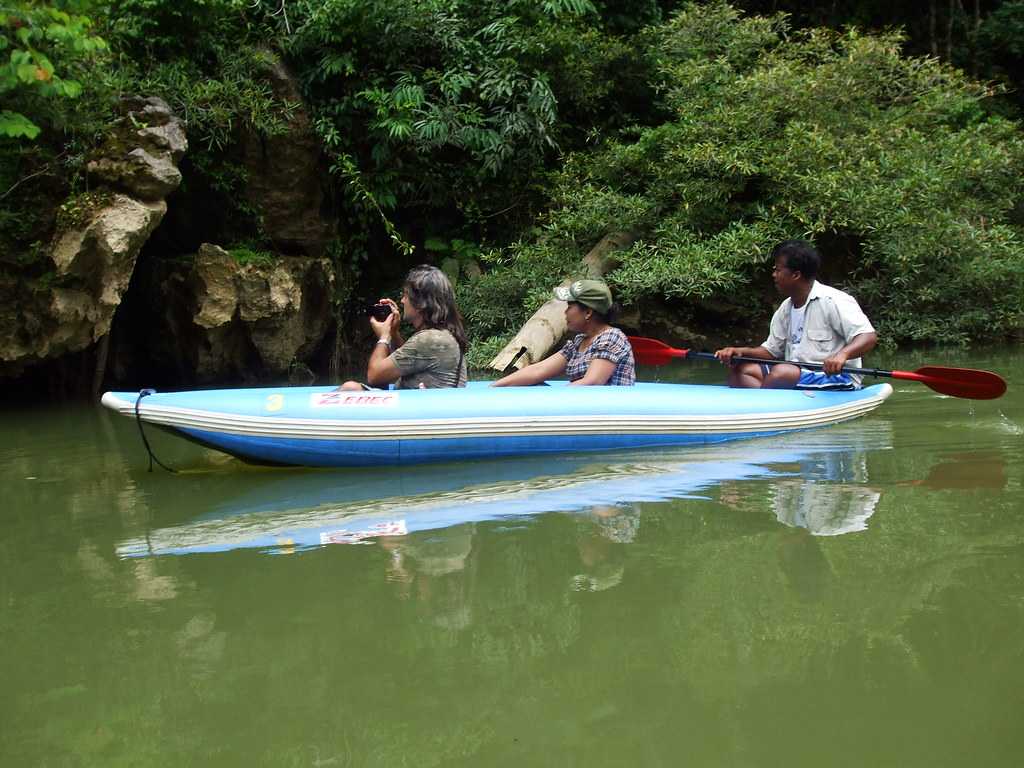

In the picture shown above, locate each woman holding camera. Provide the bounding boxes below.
[338,265,468,391]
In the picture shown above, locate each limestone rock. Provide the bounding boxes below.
[0,195,166,375]
[0,97,185,382]
[187,244,334,381]
[193,244,240,329]
[238,52,334,255]
[87,97,187,201]
[131,97,188,160]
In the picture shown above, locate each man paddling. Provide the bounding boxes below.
[715,240,877,390]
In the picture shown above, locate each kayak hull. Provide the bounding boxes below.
[101,381,893,467]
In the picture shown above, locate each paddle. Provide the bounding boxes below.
[627,336,1007,400]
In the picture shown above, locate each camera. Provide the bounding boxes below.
[366,302,393,322]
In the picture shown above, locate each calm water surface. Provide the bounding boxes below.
[2,348,1023,766]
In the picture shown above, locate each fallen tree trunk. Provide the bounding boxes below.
[487,232,635,373]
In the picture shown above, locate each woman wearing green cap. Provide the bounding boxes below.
[492,279,635,387]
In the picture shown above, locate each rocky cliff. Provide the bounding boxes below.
[1,84,343,397]
[120,243,334,386]
[0,97,186,382]
[238,51,335,256]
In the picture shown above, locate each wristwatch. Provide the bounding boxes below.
[376,338,392,348]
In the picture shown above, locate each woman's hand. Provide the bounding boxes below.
[368,313,395,339]
[369,298,401,340]
[493,353,567,386]
[378,297,401,319]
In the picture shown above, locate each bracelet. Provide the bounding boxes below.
[376,338,392,348]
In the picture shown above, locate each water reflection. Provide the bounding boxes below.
[572,505,640,592]
[116,421,894,558]
[6,370,1024,767]
[768,448,881,536]
[775,528,834,603]
[901,450,1008,492]
[380,525,476,631]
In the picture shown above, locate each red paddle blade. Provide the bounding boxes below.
[894,366,1007,400]
[628,336,688,366]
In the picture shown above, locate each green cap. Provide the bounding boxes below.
[554,279,613,314]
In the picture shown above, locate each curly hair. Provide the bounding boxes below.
[403,265,468,352]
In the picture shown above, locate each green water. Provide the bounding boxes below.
[2,348,1023,767]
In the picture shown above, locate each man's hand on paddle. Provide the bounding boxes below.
[714,347,742,365]
[822,351,849,375]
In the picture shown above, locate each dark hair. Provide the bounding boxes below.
[403,264,468,352]
[771,239,820,281]
[569,301,620,325]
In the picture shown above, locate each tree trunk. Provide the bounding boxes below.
[972,0,981,75]
[946,0,956,62]
[486,232,636,373]
[930,0,938,57]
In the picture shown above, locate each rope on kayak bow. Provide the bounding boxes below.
[135,389,176,473]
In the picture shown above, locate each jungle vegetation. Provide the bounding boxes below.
[3,0,1024,367]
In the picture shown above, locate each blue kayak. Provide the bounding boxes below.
[101,381,892,467]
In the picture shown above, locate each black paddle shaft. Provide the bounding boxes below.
[691,351,891,378]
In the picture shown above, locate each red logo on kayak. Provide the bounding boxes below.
[310,392,399,407]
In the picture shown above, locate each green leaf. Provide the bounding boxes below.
[36,54,54,76]
[0,110,41,139]
[16,63,38,84]
[60,79,82,98]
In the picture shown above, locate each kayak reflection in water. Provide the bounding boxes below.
[115,423,893,558]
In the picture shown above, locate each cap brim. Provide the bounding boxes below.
[553,286,573,301]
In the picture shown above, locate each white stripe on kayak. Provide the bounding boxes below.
[102,385,892,441]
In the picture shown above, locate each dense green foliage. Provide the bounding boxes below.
[271,0,653,260]
[0,3,111,261]
[3,0,1024,374]
[466,3,1024,350]
[0,4,106,139]
[735,0,1024,111]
